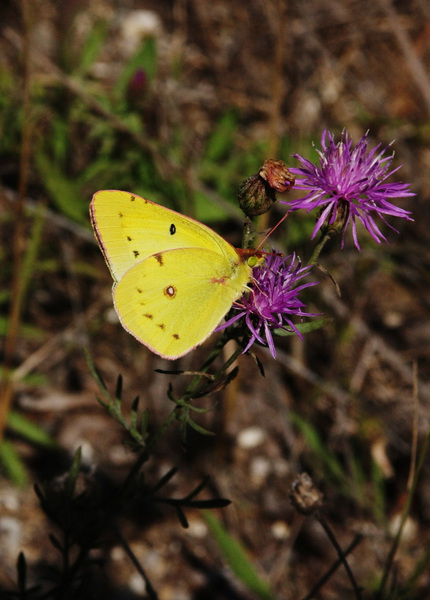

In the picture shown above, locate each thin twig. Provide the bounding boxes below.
[377,0,430,117]
[0,0,33,444]
[317,515,363,599]
[377,362,428,597]
[115,527,159,600]
[302,533,363,600]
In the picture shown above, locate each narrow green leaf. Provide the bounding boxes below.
[7,411,56,447]
[273,317,330,337]
[65,447,82,497]
[290,412,347,484]
[114,37,158,99]
[75,20,108,75]
[0,440,28,486]
[35,152,86,223]
[0,316,46,340]
[204,111,238,162]
[203,511,275,600]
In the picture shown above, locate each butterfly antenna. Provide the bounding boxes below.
[256,210,290,250]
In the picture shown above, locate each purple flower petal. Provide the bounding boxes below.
[218,254,319,359]
[285,130,414,249]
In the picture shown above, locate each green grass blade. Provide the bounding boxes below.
[203,510,275,600]
[0,440,28,486]
[7,411,56,447]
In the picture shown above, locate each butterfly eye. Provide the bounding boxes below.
[247,255,265,268]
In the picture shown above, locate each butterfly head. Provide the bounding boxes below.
[236,248,266,269]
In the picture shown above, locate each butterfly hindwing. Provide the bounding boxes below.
[114,247,251,359]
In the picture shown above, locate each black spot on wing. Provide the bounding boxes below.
[130,195,136,202]
[170,223,176,235]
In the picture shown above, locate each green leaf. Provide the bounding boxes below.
[290,412,347,484]
[273,317,330,337]
[203,510,275,600]
[35,152,86,223]
[0,440,28,486]
[204,111,238,162]
[192,189,230,223]
[114,37,158,99]
[0,316,46,340]
[66,447,82,497]
[75,20,109,75]
[7,411,56,447]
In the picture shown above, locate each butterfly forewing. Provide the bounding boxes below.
[90,190,239,282]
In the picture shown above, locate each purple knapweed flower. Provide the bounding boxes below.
[284,130,414,249]
[219,254,318,359]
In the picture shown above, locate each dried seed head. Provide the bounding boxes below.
[259,159,295,193]
[290,472,324,515]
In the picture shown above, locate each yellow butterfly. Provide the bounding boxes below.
[90,190,264,359]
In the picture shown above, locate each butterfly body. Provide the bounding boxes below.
[90,190,262,359]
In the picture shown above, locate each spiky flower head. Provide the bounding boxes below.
[284,130,414,249]
[220,254,318,359]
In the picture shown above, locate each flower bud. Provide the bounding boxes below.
[238,173,276,217]
[238,159,295,218]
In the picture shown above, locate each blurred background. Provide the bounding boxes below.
[0,0,429,598]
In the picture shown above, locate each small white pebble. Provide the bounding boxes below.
[0,491,19,511]
[237,426,266,449]
[0,517,22,556]
[186,519,208,539]
[388,514,417,541]
[250,456,271,485]
[383,311,403,328]
[271,520,290,540]
[77,440,94,464]
[120,10,162,55]
[129,572,146,595]
[110,546,125,562]
[105,307,119,324]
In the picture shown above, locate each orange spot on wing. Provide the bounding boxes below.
[210,276,228,285]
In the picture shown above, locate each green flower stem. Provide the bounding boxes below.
[308,228,336,265]
[241,216,254,249]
